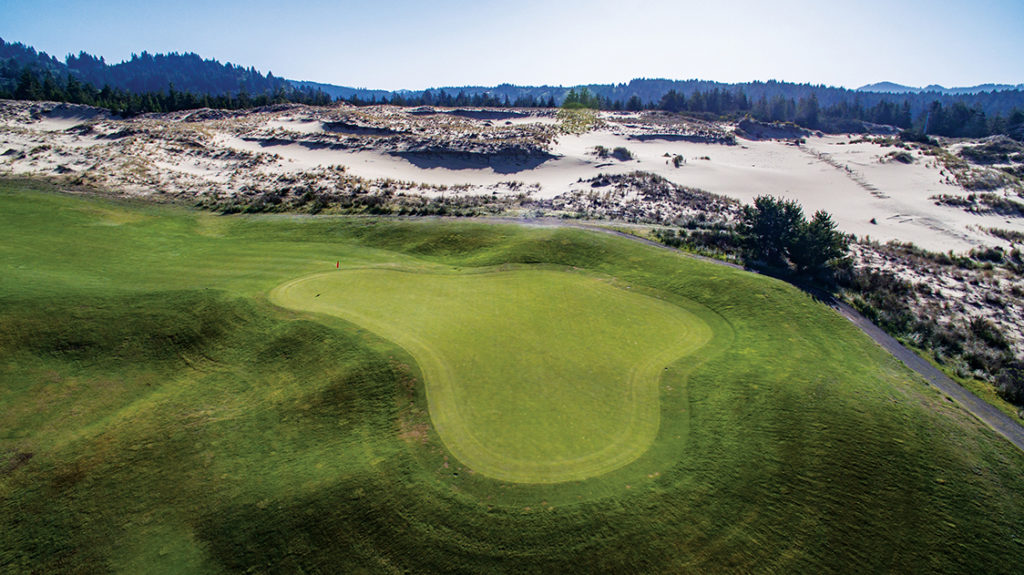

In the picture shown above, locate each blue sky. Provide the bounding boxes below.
[1,0,1022,90]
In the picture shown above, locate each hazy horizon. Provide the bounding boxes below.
[2,0,1022,91]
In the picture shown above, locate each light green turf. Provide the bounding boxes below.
[271,268,715,482]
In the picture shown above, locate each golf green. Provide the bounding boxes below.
[271,268,717,482]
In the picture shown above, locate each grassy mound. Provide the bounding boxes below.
[1,290,408,573]
[2,180,1023,573]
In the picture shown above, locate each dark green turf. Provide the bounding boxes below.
[2,180,1023,574]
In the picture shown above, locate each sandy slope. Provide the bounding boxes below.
[214,125,1020,251]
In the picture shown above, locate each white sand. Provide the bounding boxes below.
[266,117,324,134]
[500,116,559,127]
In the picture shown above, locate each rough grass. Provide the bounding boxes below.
[2,179,1024,574]
[557,108,600,134]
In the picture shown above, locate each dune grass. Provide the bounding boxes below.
[2,179,1024,573]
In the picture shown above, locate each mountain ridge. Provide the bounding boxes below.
[858,81,1024,95]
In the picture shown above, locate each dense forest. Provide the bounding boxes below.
[1,37,1022,140]
[0,38,291,96]
[0,38,331,113]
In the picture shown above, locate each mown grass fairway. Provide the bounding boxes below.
[272,268,717,482]
[2,180,1024,574]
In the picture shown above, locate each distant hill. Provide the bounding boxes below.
[858,81,1024,95]
[0,37,290,97]
[288,80,393,102]
[299,76,1024,121]
[857,82,923,94]
[67,51,290,96]
[0,38,66,76]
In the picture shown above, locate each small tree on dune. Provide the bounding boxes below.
[739,195,849,277]
[561,88,599,110]
[739,195,805,266]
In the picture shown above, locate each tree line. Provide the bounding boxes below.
[1,66,332,115]
[391,86,1024,141]
[1,37,1022,139]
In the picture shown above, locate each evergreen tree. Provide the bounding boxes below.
[796,94,820,128]
[14,67,42,100]
[790,210,848,274]
[739,196,805,266]
[740,197,848,276]
[658,90,684,112]
[897,101,913,129]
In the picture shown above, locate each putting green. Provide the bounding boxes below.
[271,267,716,483]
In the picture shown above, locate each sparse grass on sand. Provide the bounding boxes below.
[2,179,1024,574]
[557,107,600,134]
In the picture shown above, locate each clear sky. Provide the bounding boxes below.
[1,0,1022,90]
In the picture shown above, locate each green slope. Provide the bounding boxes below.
[1,180,1023,574]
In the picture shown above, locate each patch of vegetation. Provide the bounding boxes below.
[986,227,1024,244]
[545,172,738,227]
[1000,164,1024,179]
[959,136,1024,165]
[611,146,633,161]
[885,150,916,164]
[933,193,1024,217]
[556,88,604,133]
[589,145,641,162]
[556,107,599,134]
[839,241,1024,405]
[198,185,534,218]
[930,146,1024,192]
[900,130,939,147]
[650,223,742,259]
[961,171,1021,192]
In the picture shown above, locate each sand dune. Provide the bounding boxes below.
[213,124,1021,251]
[3,100,1022,252]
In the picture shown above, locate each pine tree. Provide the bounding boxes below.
[739,196,805,266]
[14,67,42,100]
[796,94,820,128]
[790,210,848,274]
